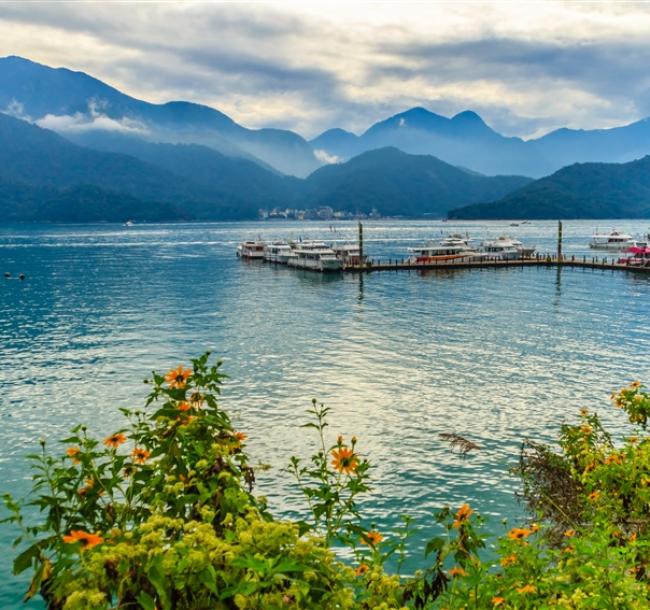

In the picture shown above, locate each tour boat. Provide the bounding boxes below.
[236,241,266,259]
[287,242,342,272]
[589,230,634,250]
[332,244,365,266]
[407,238,479,264]
[618,245,650,267]
[481,235,535,259]
[263,241,294,264]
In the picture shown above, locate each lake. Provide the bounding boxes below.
[1,219,649,607]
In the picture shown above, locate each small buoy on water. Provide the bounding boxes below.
[4,272,10,278]
[19,273,25,281]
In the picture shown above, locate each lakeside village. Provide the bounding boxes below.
[258,206,382,221]
[237,226,650,273]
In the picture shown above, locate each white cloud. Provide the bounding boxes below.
[2,2,650,137]
[35,98,149,135]
[313,149,342,164]
[2,98,31,121]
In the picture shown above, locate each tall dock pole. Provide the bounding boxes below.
[358,221,364,267]
[557,220,563,262]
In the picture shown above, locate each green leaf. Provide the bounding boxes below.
[13,542,41,575]
[137,591,157,610]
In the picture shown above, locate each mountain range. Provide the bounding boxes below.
[2,55,650,220]
[311,107,650,178]
[449,157,650,220]
[0,113,531,221]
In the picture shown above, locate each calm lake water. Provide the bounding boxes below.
[1,219,649,607]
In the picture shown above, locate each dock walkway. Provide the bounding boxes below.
[343,254,650,274]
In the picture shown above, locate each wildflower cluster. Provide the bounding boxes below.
[3,356,650,609]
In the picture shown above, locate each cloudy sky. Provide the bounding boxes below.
[1,1,650,139]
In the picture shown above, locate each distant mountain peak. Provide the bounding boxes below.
[452,110,485,124]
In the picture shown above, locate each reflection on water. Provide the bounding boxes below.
[1,219,650,607]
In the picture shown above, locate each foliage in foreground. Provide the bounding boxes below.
[3,355,650,609]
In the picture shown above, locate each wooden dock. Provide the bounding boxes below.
[342,254,650,274]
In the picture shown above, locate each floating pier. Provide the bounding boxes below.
[341,254,650,274]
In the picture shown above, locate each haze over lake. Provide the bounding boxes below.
[2,219,649,608]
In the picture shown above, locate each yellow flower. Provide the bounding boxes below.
[453,503,473,528]
[164,365,192,389]
[580,407,589,416]
[580,424,593,435]
[516,584,536,595]
[500,554,517,567]
[354,563,369,576]
[507,528,532,540]
[232,431,247,444]
[132,447,150,464]
[103,433,126,448]
[62,530,103,550]
[361,530,383,546]
[331,447,359,474]
[66,447,81,463]
[631,381,641,389]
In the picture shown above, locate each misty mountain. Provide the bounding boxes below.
[0,55,320,177]
[310,107,650,178]
[448,156,650,219]
[0,114,536,221]
[303,147,532,217]
[0,112,293,220]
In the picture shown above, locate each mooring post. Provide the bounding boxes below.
[358,221,364,268]
[557,220,563,263]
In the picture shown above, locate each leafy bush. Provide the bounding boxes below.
[3,357,650,609]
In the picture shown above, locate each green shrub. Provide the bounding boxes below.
[3,357,650,609]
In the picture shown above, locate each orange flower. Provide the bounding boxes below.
[453,503,473,528]
[177,402,191,412]
[628,436,639,445]
[507,528,532,540]
[165,365,192,389]
[631,381,641,389]
[580,424,593,435]
[492,597,505,606]
[500,554,517,567]
[103,433,126,448]
[66,447,81,463]
[564,529,576,538]
[563,545,575,554]
[232,431,247,444]
[448,566,467,578]
[516,584,536,595]
[62,530,103,550]
[588,490,601,501]
[580,407,589,416]
[361,530,383,546]
[132,448,150,464]
[354,563,369,576]
[331,447,359,474]
[630,532,638,543]
[530,523,540,533]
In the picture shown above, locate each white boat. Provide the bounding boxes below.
[481,235,533,260]
[237,241,266,259]
[407,238,479,264]
[589,230,634,250]
[288,241,342,272]
[332,244,366,266]
[124,220,134,227]
[263,241,294,264]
